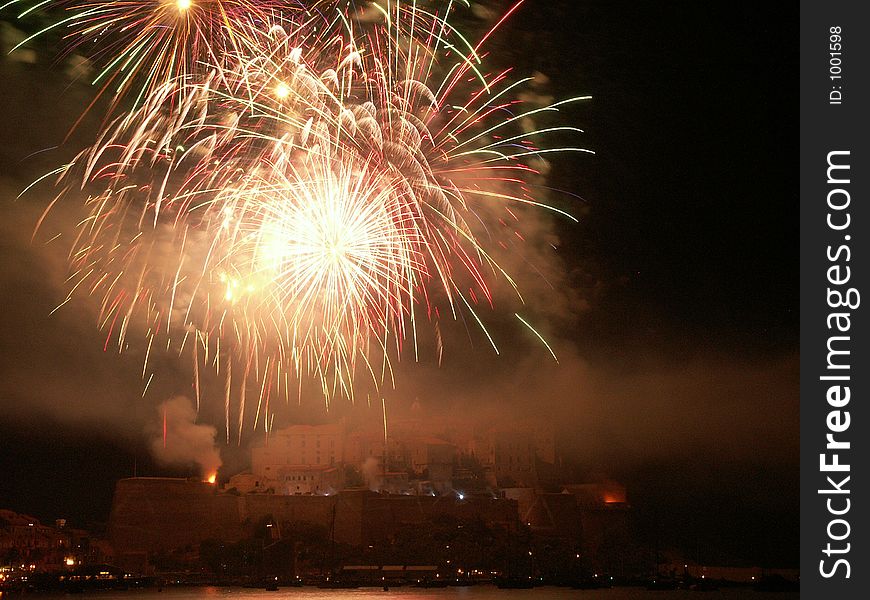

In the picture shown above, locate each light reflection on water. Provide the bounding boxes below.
[22,587,799,600]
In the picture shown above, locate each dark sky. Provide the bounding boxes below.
[0,0,797,566]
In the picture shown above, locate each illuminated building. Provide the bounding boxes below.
[479,427,538,487]
[252,423,344,474]
[273,465,342,495]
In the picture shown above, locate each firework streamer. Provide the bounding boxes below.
[17,0,591,436]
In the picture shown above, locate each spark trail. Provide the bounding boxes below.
[12,0,590,436]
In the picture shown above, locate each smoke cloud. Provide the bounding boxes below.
[360,456,382,491]
[151,396,222,478]
[0,21,797,494]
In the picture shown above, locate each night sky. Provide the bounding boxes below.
[0,0,797,566]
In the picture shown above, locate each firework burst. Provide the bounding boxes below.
[18,0,591,435]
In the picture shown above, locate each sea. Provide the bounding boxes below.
[0,587,800,600]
